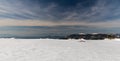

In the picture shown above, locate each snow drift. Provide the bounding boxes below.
[0,39,120,61]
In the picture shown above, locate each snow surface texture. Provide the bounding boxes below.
[0,39,120,61]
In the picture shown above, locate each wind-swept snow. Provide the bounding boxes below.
[0,39,120,61]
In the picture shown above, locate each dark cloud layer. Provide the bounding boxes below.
[19,0,120,21]
[0,0,120,21]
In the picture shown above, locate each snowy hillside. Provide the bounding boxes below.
[0,39,120,61]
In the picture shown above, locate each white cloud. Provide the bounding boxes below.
[0,19,120,28]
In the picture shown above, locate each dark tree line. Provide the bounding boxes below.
[66,34,117,40]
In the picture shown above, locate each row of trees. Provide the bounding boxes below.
[66,34,116,40]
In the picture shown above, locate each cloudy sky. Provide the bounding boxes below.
[0,0,120,37]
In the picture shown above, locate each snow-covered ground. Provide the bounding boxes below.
[0,39,120,61]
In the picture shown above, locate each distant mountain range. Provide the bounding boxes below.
[0,33,120,39]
